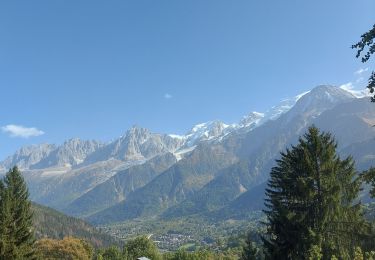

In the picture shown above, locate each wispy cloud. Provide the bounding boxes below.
[339,82,369,98]
[164,93,173,99]
[339,68,372,98]
[355,77,364,83]
[1,124,45,138]
[354,67,369,75]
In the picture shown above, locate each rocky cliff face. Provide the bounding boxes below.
[31,138,103,169]
[1,144,56,170]
[84,126,185,164]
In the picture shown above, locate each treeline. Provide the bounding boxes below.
[35,235,240,260]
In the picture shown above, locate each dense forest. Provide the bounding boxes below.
[32,203,119,248]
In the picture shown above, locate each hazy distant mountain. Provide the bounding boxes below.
[2,84,374,226]
[209,182,267,220]
[259,90,310,123]
[180,120,237,147]
[87,143,239,224]
[341,139,375,171]
[158,86,365,220]
[83,126,184,164]
[1,144,56,170]
[64,152,178,217]
[26,159,131,210]
[285,85,354,120]
[162,160,258,218]
[31,138,103,169]
[88,85,375,224]
[0,87,312,172]
[1,139,103,170]
[239,112,264,129]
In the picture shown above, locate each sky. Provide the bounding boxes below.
[0,0,374,160]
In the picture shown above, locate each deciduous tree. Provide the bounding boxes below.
[352,24,375,102]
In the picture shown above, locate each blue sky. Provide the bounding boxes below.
[0,0,374,160]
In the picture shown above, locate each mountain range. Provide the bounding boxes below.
[1,85,375,225]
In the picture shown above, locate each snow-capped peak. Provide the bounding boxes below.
[168,134,186,140]
[184,120,236,146]
[169,90,314,149]
[261,90,310,122]
[293,85,354,112]
[340,82,371,98]
[239,112,265,128]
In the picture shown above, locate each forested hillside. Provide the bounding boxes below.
[32,203,119,247]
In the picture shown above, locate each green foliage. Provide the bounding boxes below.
[93,236,239,260]
[307,245,322,260]
[163,249,238,260]
[36,237,93,260]
[164,249,212,260]
[100,213,263,252]
[32,203,119,248]
[347,247,375,260]
[354,247,364,260]
[263,126,370,259]
[365,250,375,260]
[241,242,258,260]
[352,24,375,102]
[123,236,161,260]
[0,166,36,259]
[241,233,261,260]
[361,168,375,198]
[96,245,122,260]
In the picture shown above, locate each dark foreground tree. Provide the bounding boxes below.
[0,166,36,259]
[241,234,260,260]
[263,127,370,259]
[352,24,375,102]
[361,168,375,198]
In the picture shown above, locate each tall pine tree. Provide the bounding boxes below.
[0,166,35,259]
[0,180,9,257]
[263,126,369,259]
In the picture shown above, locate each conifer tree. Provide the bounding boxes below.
[0,180,9,257]
[241,234,259,260]
[263,126,368,259]
[0,166,35,259]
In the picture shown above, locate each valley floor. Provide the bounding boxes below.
[97,211,264,251]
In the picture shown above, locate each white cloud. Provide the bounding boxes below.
[164,93,173,99]
[354,67,369,75]
[339,82,369,98]
[1,124,45,138]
